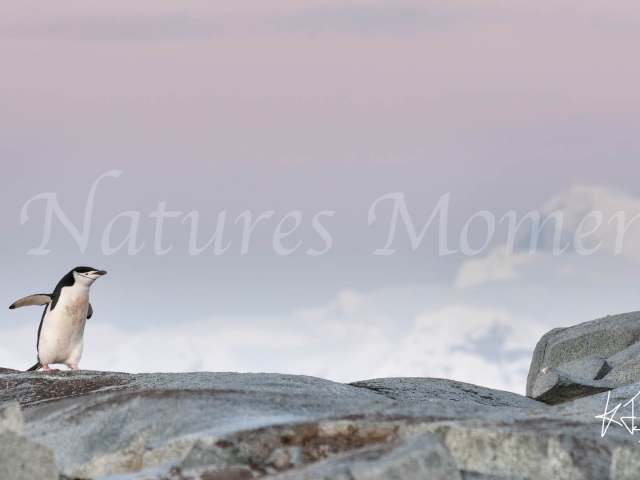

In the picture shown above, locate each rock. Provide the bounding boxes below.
[526,328,564,397]
[605,341,640,369]
[71,426,153,478]
[269,434,462,480]
[0,400,58,480]
[350,378,546,409]
[603,355,640,384]
[142,437,198,470]
[0,371,389,408]
[544,381,640,426]
[459,473,515,479]
[0,401,24,434]
[178,419,408,472]
[199,467,255,479]
[21,379,393,476]
[0,367,19,374]
[439,422,613,480]
[526,311,640,401]
[531,368,621,405]
[556,354,610,380]
[609,446,640,480]
[0,430,58,480]
[19,371,535,478]
[0,370,636,479]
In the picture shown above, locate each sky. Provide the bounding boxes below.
[1,1,639,394]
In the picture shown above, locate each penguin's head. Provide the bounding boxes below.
[72,267,107,286]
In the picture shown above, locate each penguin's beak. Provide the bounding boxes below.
[96,270,107,276]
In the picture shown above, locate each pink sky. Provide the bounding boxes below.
[1,0,638,174]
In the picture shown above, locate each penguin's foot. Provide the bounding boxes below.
[42,364,58,371]
[69,364,81,371]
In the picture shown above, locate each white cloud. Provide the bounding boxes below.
[0,320,309,374]
[540,184,640,261]
[294,289,394,334]
[290,298,546,392]
[82,321,309,373]
[0,326,34,369]
[0,291,546,394]
[288,289,398,381]
[455,184,640,289]
[454,246,532,289]
[374,305,546,393]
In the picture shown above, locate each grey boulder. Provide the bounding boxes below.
[527,311,640,403]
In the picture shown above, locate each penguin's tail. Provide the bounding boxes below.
[26,362,42,372]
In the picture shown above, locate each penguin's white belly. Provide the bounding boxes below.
[38,288,89,365]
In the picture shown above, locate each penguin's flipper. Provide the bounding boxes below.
[9,294,52,309]
[87,303,93,319]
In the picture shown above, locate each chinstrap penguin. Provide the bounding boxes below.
[9,267,107,371]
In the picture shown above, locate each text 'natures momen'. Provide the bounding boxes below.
[20,171,640,257]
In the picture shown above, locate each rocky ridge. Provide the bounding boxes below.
[4,311,640,479]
